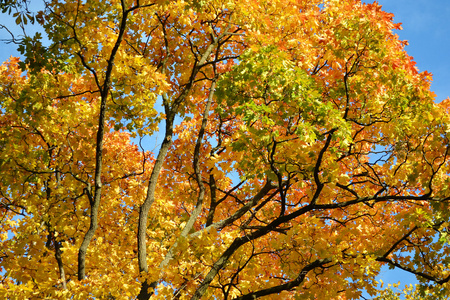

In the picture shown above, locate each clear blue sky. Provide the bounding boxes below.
[374,0,450,103]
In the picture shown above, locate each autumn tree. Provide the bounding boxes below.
[1,0,450,299]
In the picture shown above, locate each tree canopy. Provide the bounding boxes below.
[1,0,450,299]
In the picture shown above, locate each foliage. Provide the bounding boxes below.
[374,281,448,300]
[1,0,450,299]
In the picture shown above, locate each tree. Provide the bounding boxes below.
[1,0,450,299]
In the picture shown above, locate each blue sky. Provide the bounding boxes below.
[375,0,450,103]
[1,0,449,298]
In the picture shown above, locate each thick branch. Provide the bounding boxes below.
[311,129,336,205]
[54,236,67,289]
[158,81,216,271]
[376,256,450,284]
[189,180,276,239]
[233,258,332,299]
[137,23,226,300]
[78,0,134,281]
